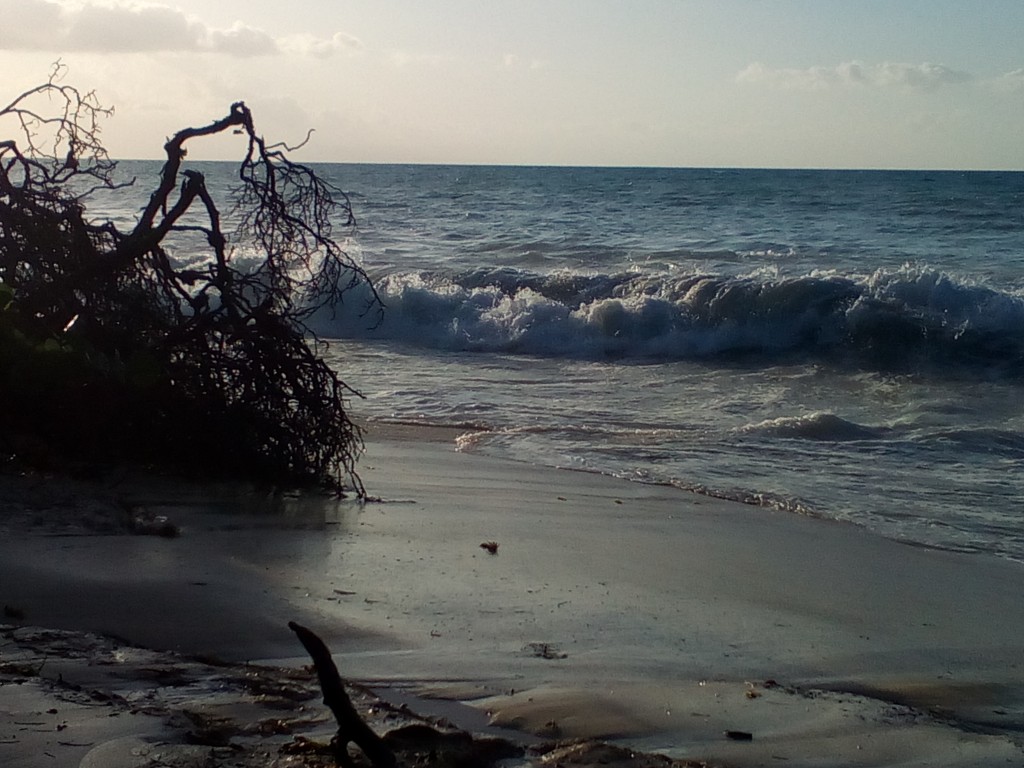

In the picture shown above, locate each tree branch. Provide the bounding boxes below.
[289,621,396,768]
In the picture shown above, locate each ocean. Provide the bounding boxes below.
[102,162,1024,562]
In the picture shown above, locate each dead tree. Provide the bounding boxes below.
[0,64,380,493]
[289,621,396,767]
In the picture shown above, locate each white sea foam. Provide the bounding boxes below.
[309,264,1024,376]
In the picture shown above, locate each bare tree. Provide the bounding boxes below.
[0,64,379,494]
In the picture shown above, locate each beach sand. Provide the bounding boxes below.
[2,426,1023,766]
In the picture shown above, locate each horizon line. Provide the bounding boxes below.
[110,159,1024,174]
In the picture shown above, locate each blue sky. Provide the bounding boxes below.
[3,0,1023,168]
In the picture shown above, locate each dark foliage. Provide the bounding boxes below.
[0,64,380,494]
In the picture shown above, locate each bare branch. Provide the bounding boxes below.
[0,70,377,494]
[266,128,316,153]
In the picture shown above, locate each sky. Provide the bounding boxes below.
[2,0,1024,169]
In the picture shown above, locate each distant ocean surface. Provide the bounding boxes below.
[103,162,1024,562]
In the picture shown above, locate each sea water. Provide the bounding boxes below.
[97,162,1024,562]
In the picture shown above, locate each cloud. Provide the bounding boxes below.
[502,53,545,71]
[0,0,64,49]
[735,62,834,90]
[0,0,353,58]
[994,68,1024,92]
[873,62,972,89]
[63,3,210,53]
[737,61,973,91]
[205,23,279,58]
[388,49,451,69]
[278,32,363,59]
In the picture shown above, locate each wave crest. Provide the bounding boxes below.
[309,264,1024,376]
[737,413,888,442]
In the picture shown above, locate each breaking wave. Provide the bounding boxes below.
[736,413,889,442]
[309,263,1024,377]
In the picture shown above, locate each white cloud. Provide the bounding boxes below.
[0,0,63,49]
[204,23,278,58]
[63,3,206,53]
[502,53,545,71]
[873,62,972,89]
[0,0,352,58]
[993,68,1024,92]
[737,60,973,91]
[388,49,451,69]
[278,31,363,59]
[735,62,833,90]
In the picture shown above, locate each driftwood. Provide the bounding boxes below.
[289,620,396,768]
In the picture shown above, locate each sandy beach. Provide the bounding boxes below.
[2,426,1023,767]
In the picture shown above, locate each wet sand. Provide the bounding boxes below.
[1,428,1023,766]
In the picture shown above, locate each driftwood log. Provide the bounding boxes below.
[289,620,397,768]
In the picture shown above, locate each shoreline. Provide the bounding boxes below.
[2,428,1023,765]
